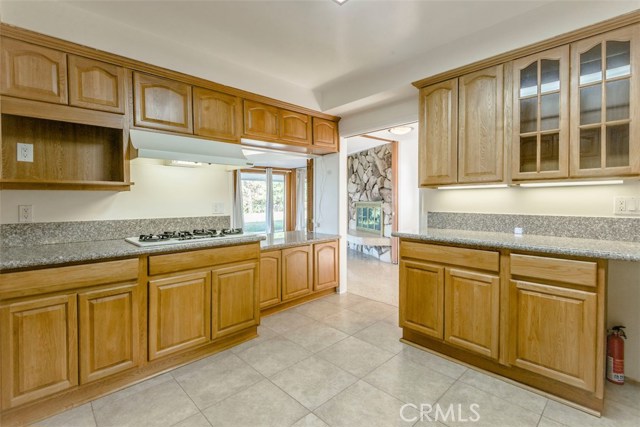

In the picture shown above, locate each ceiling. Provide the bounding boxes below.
[3,1,640,119]
[347,122,418,155]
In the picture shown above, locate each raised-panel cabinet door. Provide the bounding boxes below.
[312,118,339,151]
[148,272,211,360]
[68,55,125,113]
[243,100,279,139]
[133,72,193,133]
[260,250,281,309]
[281,245,313,301]
[509,280,597,391]
[279,109,311,145]
[78,283,140,384]
[399,260,444,339]
[512,46,570,180]
[444,268,500,359]
[0,294,77,409]
[314,240,339,291]
[419,79,458,186]
[570,24,640,177]
[1,38,68,104]
[459,65,504,183]
[193,87,242,143]
[212,262,259,339]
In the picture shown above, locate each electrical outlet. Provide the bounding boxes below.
[17,143,34,162]
[212,202,225,214]
[614,196,640,215]
[614,197,626,213]
[18,205,33,223]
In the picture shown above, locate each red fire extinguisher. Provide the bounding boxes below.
[607,325,627,384]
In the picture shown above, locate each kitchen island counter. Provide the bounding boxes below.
[393,228,640,261]
[260,231,340,251]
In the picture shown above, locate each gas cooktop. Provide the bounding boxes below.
[125,228,244,247]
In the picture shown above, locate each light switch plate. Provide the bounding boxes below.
[17,143,34,162]
[614,196,640,215]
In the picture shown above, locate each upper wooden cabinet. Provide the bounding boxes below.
[313,117,339,151]
[419,79,458,186]
[243,100,279,139]
[280,109,311,145]
[0,294,78,409]
[68,55,125,113]
[570,24,640,178]
[193,87,242,143]
[458,65,504,183]
[1,38,68,104]
[133,72,193,133]
[512,46,570,180]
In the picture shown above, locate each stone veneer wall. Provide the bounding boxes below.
[347,144,393,260]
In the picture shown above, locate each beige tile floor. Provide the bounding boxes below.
[34,255,640,427]
[347,249,399,307]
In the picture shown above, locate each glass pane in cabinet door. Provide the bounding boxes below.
[606,124,630,168]
[540,59,560,93]
[520,136,537,173]
[606,41,631,79]
[540,133,560,171]
[580,84,601,125]
[580,44,603,84]
[579,128,601,169]
[540,93,560,131]
[520,97,538,133]
[520,62,538,97]
[606,78,630,121]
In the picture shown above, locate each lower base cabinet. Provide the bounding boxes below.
[399,260,444,339]
[212,261,259,338]
[282,245,313,301]
[259,250,281,309]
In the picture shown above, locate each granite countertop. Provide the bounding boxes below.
[0,234,266,272]
[393,229,640,261]
[260,231,340,250]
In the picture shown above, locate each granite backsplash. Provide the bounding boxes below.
[426,212,640,243]
[0,216,231,247]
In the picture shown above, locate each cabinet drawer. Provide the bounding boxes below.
[400,241,499,272]
[148,243,260,276]
[510,254,597,287]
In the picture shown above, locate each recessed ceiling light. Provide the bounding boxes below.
[332,0,350,5]
[388,126,413,136]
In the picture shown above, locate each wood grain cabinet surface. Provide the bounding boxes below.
[78,283,140,384]
[281,245,313,301]
[133,72,193,133]
[312,117,339,151]
[68,55,125,113]
[212,262,260,339]
[399,260,444,339]
[279,109,311,145]
[193,87,242,142]
[1,38,68,104]
[314,241,339,291]
[243,100,279,140]
[0,294,78,409]
[148,272,211,360]
[259,250,282,309]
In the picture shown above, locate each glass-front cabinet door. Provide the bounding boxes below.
[570,24,639,177]
[513,46,570,180]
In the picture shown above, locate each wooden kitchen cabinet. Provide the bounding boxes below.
[78,283,140,384]
[458,65,504,183]
[570,24,640,177]
[512,46,570,180]
[1,38,68,104]
[281,245,313,301]
[193,87,242,143]
[243,100,279,140]
[418,79,458,186]
[314,240,339,291]
[399,260,444,339]
[313,117,339,151]
[0,294,78,409]
[279,109,311,145]
[68,55,125,113]
[212,262,260,339]
[148,272,211,360]
[133,72,193,133]
[260,250,281,309]
[444,268,499,359]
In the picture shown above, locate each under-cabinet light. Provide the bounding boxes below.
[167,160,201,167]
[437,184,509,190]
[519,180,624,188]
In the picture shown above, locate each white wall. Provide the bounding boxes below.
[314,154,340,234]
[397,137,419,233]
[0,159,233,223]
